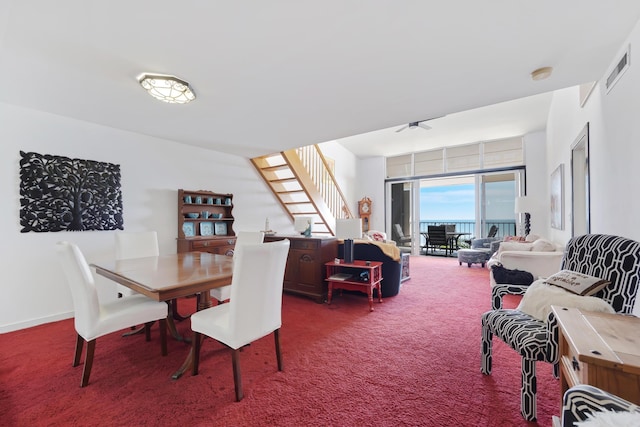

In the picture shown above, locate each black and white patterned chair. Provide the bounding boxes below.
[561,384,640,426]
[481,234,640,421]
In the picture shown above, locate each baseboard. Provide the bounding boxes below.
[0,311,73,334]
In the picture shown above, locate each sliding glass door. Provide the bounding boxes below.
[477,172,523,238]
[388,181,418,254]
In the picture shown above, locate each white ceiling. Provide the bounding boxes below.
[1,1,639,159]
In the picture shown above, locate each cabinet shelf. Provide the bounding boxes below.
[177,189,236,255]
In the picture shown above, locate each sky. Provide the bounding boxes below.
[420,182,515,220]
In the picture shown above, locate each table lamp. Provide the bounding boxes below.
[336,218,363,263]
[514,196,534,236]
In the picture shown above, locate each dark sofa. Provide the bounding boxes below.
[337,241,403,297]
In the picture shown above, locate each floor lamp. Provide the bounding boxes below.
[514,196,533,236]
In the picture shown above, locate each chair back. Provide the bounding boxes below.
[56,241,100,339]
[228,239,290,344]
[115,231,159,260]
[487,225,498,238]
[394,224,405,238]
[443,224,456,233]
[561,234,640,314]
[234,231,265,249]
[427,225,448,245]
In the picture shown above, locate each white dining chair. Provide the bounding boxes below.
[210,231,265,304]
[191,239,290,401]
[56,241,168,387]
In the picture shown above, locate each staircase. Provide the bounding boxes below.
[251,145,353,236]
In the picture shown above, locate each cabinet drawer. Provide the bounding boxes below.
[192,239,236,249]
[290,239,319,250]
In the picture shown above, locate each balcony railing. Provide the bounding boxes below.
[418,220,516,247]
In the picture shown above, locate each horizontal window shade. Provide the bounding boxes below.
[414,150,444,175]
[386,154,412,178]
[386,137,523,178]
[446,144,480,172]
[483,137,524,168]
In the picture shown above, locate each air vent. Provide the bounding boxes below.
[606,44,630,93]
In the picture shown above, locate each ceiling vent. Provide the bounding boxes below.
[606,44,630,93]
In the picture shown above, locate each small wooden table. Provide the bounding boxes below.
[553,305,640,410]
[325,260,382,311]
[92,252,233,379]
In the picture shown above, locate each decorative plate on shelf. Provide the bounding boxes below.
[182,222,195,237]
[214,222,227,235]
[200,221,214,236]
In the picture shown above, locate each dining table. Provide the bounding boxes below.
[91,251,233,379]
[420,231,472,255]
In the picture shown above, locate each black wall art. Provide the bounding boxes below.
[19,151,123,232]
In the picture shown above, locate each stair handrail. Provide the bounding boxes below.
[295,145,354,220]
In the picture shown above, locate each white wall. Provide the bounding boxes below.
[546,17,640,243]
[357,157,386,231]
[523,131,549,238]
[0,103,291,332]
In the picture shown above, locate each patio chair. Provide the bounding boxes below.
[426,225,450,255]
[393,224,412,246]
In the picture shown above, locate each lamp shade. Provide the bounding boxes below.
[514,196,534,213]
[335,219,362,240]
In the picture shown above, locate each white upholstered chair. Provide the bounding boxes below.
[114,231,159,297]
[209,231,265,304]
[56,241,168,387]
[191,239,290,401]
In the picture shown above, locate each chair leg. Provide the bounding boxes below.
[274,329,283,371]
[81,339,96,387]
[232,349,243,401]
[521,358,537,421]
[144,322,152,341]
[73,334,84,367]
[159,318,167,356]
[480,323,492,375]
[192,331,201,376]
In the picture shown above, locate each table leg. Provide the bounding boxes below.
[327,283,333,305]
[171,292,213,380]
[368,286,374,312]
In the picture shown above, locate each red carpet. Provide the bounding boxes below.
[0,256,558,426]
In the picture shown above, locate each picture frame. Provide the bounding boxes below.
[550,164,564,230]
[214,222,227,235]
[182,221,195,237]
[200,221,214,236]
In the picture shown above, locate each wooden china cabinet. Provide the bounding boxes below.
[176,189,236,255]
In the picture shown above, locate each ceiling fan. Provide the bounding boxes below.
[395,119,433,133]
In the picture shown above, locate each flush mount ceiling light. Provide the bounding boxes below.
[138,73,196,104]
[531,66,553,81]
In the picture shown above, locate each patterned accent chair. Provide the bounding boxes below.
[561,385,640,426]
[481,234,640,421]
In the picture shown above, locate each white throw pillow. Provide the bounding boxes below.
[525,234,541,242]
[517,280,614,321]
[531,238,557,252]
[499,241,533,252]
[576,410,640,427]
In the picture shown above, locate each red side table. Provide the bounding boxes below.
[325,260,383,311]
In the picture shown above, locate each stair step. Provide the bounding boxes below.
[261,164,289,172]
[275,190,305,195]
[269,178,298,184]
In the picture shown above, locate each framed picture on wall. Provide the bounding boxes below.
[550,164,564,230]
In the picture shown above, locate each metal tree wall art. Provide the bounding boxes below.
[19,151,123,232]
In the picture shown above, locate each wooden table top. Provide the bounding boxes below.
[92,252,233,302]
[553,306,640,374]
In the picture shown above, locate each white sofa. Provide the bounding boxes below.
[486,237,565,287]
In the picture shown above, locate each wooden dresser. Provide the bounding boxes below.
[264,235,337,303]
[553,306,640,408]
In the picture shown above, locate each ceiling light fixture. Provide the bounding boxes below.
[138,73,196,104]
[531,67,553,81]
